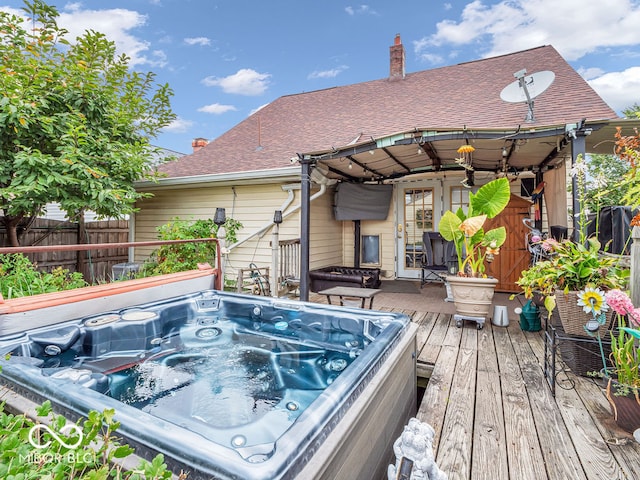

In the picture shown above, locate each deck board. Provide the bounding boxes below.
[308,284,640,479]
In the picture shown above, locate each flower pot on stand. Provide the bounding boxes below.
[555,289,614,337]
[447,275,498,329]
[604,375,640,433]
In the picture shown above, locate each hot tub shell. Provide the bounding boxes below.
[0,286,416,480]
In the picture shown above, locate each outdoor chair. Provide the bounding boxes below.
[420,231,453,288]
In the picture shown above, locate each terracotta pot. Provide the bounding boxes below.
[446,276,498,319]
[604,375,640,433]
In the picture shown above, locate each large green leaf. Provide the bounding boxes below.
[483,226,507,248]
[438,210,462,242]
[470,177,511,218]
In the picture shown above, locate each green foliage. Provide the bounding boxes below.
[143,217,242,275]
[438,177,510,276]
[0,1,176,246]
[615,108,640,210]
[516,238,629,300]
[0,400,182,479]
[609,318,640,390]
[0,253,87,299]
[582,154,630,213]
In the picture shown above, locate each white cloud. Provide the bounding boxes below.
[345,5,378,16]
[416,51,444,65]
[0,6,26,17]
[162,117,193,133]
[250,103,269,116]
[56,4,165,67]
[308,65,349,79]
[197,103,237,114]
[588,67,640,112]
[578,66,605,82]
[0,4,163,67]
[184,37,211,46]
[201,68,271,96]
[415,0,640,63]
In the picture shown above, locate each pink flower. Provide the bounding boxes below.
[631,308,640,327]
[605,289,635,316]
[541,238,559,251]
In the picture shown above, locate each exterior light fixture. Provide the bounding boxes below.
[214,207,226,226]
[273,210,283,224]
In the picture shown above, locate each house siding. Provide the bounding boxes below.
[340,193,396,279]
[309,187,343,270]
[133,182,344,288]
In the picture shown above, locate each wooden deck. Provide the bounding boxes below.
[309,283,640,480]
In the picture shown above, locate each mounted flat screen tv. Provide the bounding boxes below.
[333,183,393,221]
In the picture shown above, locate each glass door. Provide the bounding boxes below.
[397,186,434,278]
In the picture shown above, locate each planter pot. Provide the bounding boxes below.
[447,276,498,319]
[554,290,614,337]
[604,374,640,433]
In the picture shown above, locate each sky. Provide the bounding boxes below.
[2,0,640,155]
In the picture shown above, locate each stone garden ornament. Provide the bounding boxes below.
[387,417,447,480]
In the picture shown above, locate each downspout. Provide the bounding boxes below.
[225,183,327,251]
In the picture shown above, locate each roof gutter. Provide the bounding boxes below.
[135,167,301,191]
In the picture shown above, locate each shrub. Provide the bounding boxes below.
[0,400,185,479]
[0,253,87,299]
[143,217,242,276]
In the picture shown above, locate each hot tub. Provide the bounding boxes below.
[0,290,415,480]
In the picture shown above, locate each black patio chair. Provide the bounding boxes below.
[420,231,453,288]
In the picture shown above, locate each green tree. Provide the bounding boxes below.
[583,153,630,212]
[581,104,639,213]
[0,0,176,246]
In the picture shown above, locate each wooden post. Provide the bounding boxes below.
[631,226,640,307]
[77,213,87,280]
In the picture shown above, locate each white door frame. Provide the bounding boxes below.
[395,179,443,279]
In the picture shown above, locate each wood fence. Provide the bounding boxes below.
[0,218,130,284]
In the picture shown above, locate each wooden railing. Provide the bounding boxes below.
[278,238,300,295]
[235,238,300,297]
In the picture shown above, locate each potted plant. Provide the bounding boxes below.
[583,288,640,433]
[438,177,511,323]
[516,236,629,336]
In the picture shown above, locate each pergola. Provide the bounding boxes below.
[295,118,640,301]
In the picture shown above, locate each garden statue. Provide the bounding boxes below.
[387,417,447,480]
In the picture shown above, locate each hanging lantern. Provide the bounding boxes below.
[456,144,475,171]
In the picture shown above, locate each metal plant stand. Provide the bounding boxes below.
[543,309,608,396]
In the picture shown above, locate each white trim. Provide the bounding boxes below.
[135,167,301,190]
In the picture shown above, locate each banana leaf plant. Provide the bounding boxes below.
[438,177,511,277]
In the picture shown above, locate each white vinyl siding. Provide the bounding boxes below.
[132,182,343,285]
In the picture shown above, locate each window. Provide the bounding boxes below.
[450,186,471,213]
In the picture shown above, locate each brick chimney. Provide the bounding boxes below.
[389,33,405,81]
[191,137,208,152]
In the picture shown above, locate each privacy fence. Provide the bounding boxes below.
[0,218,130,284]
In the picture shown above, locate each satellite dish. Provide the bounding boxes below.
[500,70,555,122]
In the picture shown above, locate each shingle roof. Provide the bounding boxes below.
[159,45,617,179]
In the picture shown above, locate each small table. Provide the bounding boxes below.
[318,286,382,309]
